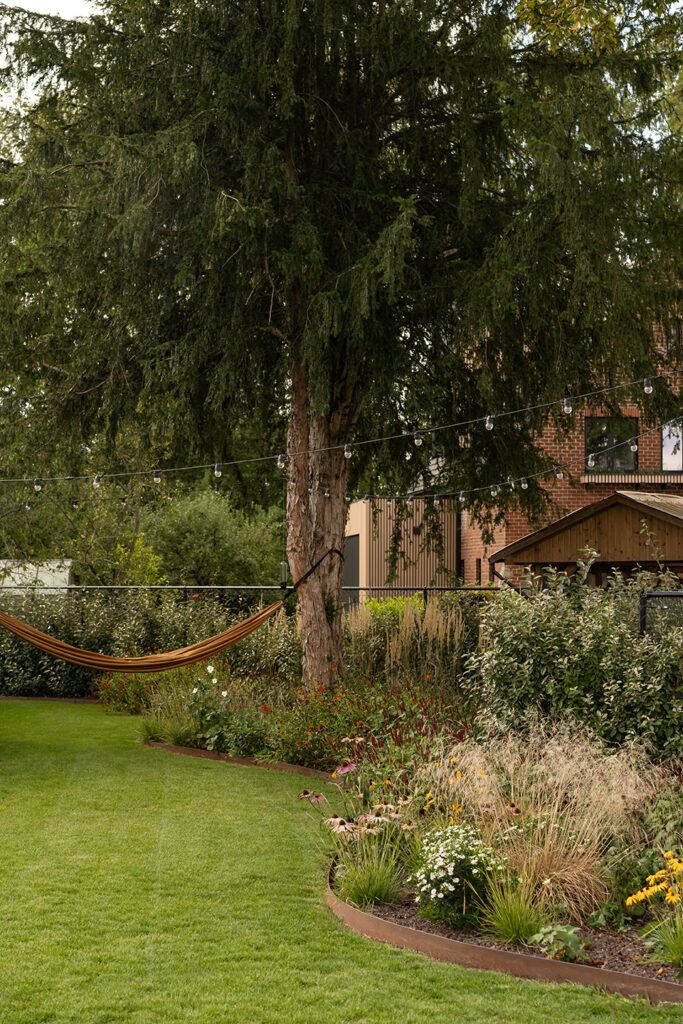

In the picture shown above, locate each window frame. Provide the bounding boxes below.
[661,420,683,473]
[584,415,639,473]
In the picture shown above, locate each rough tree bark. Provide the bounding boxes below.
[286,362,359,689]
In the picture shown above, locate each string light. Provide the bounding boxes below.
[587,453,596,468]
[555,467,564,480]
[363,494,369,503]
[153,470,161,484]
[93,475,102,489]
[324,486,330,498]
[490,484,499,497]
[563,397,572,414]
[413,431,423,447]
[344,444,353,459]
[433,496,440,507]
[345,491,351,502]
[507,478,515,490]
[213,463,222,478]
[4,371,675,492]
[24,500,31,510]
[630,439,639,453]
[263,477,270,489]
[33,479,42,492]
[72,500,79,509]
[459,491,465,504]
[307,480,313,493]
[520,478,529,490]
[406,494,414,504]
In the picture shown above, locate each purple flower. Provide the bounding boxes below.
[335,763,357,776]
[310,794,326,804]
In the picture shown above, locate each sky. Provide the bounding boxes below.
[5,0,95,17]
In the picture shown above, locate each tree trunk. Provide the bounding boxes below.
[286,364,353,689]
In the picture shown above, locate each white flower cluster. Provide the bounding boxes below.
[410,822,506,908]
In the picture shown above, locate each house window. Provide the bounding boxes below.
[662,421,683,472]
[585,416,638,472]
[475,558,482,584]
[666,318,682,355]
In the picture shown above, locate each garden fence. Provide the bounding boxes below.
[638,591,683,636]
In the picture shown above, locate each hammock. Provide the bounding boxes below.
[0,601,283,673]
[0,548,342,674]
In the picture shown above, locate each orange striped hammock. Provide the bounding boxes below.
[0,601,283,674]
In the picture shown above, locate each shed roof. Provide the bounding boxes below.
[489,491,683,564]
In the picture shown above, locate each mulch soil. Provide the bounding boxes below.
[370,896,682,986]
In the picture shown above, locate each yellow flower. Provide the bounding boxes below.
[368,781,376,790]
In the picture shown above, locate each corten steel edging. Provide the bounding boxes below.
[326,884,683,1005]
[145,741,331,780]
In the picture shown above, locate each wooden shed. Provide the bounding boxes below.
[489,491,683,582]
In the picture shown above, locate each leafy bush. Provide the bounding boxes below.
[529,924,588,962]
[410,822,506,925]
[143,491,283,590]
[467,579,683,759]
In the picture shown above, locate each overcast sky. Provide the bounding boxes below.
[6,0,95,17]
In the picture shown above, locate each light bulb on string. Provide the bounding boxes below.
[213,463,222,479]
[307,480,313,493]
[345,491,351,502]
[490,484,499,497]
[413,431,423,447]
[433,496,440,507]
[34,478,42,492]
[555,467,564,480]
[587,453,596,469]
[520,478,529,490]
[363,494,369,503]
[277,454,285,469]
[263,477,270,489]
[344,444,352,459]
[485,415,494,431]
[153,469,161,485]
[289,476,297,487]
[406,494,414,505]
[563,397,572,415]
[24,500,31,511]
[120,497,127,507]
[630,439,638,453]
[166,492,173,502]
[72,500,79,510]
[644,378,653,395]
[507,478,515,491]
[324,486,330,498]
[458,491,465,504]
[386,495,393,506]
[93,474,102,489]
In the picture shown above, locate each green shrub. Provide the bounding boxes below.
[529,924,588,962]
[467,581,683,759]
[478,876,549,945]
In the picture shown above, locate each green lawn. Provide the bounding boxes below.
[0,701,680,1024]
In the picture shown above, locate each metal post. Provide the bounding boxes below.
[639,592,647,636]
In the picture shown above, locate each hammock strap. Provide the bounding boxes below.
[283,548,344,600]
[0,548,344,674]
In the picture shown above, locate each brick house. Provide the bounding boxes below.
[345,399,683,591]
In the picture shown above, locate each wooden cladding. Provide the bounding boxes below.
[504,505,683,566]
[368,500,459,588]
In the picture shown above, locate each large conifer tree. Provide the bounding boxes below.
[1,1,681,685]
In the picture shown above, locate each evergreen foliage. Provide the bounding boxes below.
[1,0,682,679]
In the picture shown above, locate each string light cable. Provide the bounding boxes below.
[0,370,679,490]
[7,414,682,516]
[343,414,683,505]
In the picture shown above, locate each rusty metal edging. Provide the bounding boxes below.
[146,739,682,1004]
[325,882,683,1005]
[145,740,331,780]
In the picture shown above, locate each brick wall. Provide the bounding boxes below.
[460,406,683,583]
